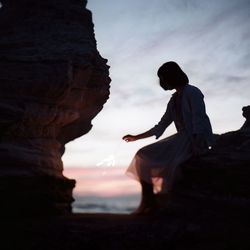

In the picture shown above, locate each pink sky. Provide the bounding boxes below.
[63,167,141,197]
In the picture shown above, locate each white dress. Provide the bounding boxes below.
[126,84,213,193]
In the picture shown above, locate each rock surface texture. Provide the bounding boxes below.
[0,0,110,215]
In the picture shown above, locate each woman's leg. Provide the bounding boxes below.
[141,180,154,203]
[133,180,156,215]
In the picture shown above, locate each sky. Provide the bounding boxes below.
[63,0,250,168]
[62,0,250,196]
[64,167,140,197]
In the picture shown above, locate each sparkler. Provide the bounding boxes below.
[96,154,116,167]
[95,141,123,175]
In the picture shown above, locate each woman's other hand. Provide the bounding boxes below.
[122,135,138,142]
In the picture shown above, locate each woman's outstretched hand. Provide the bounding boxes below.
[122,134,138,142]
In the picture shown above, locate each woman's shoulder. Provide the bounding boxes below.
[184,84,204,97]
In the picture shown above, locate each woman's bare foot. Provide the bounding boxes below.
[131,196,157,215]
[131,180,157,215]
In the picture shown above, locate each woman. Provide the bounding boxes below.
[123,61,213,215]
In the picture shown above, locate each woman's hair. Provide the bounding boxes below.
[157,61,189,87]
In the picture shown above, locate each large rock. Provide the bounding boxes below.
[158,105,250,216]
[0,0,110,215]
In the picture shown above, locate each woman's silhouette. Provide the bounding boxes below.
[123,61,213,215]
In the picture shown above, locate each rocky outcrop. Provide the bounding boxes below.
[0,0,110,215]
[157,105,250,218]
[241,105,250,130]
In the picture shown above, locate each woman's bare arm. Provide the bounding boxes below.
[123,98,173,142]
[122,130,154,142]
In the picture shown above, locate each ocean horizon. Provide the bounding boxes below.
[64,167,142,214]
[72,194,141,214]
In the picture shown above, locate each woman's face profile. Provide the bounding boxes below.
[159,74,175,90]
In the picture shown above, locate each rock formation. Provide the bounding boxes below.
[0,0,110,215]
[240,105,250,130]
[157,105,250,217]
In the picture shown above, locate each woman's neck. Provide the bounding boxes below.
[175,84,187,93]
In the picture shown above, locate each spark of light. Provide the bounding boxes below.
[96,154,116,168]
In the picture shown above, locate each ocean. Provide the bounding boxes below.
[72,194,141,214]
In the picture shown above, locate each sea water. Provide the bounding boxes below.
[72,194,141,214]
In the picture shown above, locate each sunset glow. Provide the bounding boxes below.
[63,167,141,197]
